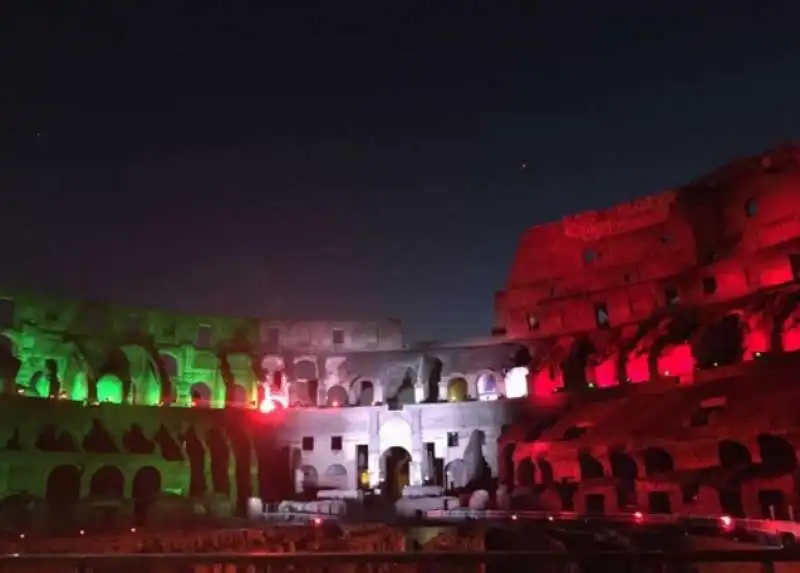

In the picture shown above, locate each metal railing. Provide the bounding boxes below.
[2,550,800,571]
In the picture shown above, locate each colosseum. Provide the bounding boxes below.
[2,143,800,532]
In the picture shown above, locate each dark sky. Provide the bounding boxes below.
[2,1,800,342]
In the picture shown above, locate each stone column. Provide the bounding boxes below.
[368,409,381,486]
[410,409,424,486]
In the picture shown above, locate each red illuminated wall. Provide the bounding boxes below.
[499,144,800,341]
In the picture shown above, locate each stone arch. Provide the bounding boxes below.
[562,337,594,390]
[190,382,213,407]
[578,452,605,480]
[230,384,248,407]
[446,376,469,402]
[383,366,416,406]
[771,289,800,352]
[476,371,499,399]
[537,458,554,485]
[381,446,411,498]
[45,465,81,506]
[119,344,162,406]
[352,379,375,406]
[516,458,536,487]
[326,384,348,407]
[610,451,639,482]
[132,466,161,523]
[159,353,179,377]
[379,417,413,453]
[299,465,318,491]
[96,374,124,404]
[445,459,468,489]
[757,434,798,474]
[90,465,125,498]
[718,439,752,470]
[650,314,698,378]
[322,464,348,490]
[695,313,745,369]
[642,447,675,476]
[294,359,317,381]
[0,491,44,531]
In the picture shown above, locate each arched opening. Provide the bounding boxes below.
[45,465,81,530]
[446,377,468,402]
[757,434,798,474]
[718,439,752,470]
[444,459,468,490]
[385,367,416,407]
[96,374,124,404]
[294,360,316,381]
[610,451,639,507]
[0,492,43,532]
[643,447,675,475]
[89,465,125,498]
[230,384,248,407]
[578,452,605,480]
[131,466,161,525]
[562,338,593,390]
[425,358,443,402]
[299,465,318,493]
[477,372,498,400]
[190,382,212,407]
[355,380,374,405]
[695,314,744,369]
[500,443,515,488]
[516,458,536,487]
[322,464,348,490]
[325,385,348,407]
[537,459,554,486]
[381,446,411,499]
[771,290,800,352]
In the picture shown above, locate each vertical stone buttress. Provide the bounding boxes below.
[368,409,380,486]
[410,409,424,486]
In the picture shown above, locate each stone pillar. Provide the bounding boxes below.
[410,409,424,486]
[368,409,381,486]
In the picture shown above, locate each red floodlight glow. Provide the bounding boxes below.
[633,511,644,523]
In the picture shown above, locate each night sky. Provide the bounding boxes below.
[2,2,800,342]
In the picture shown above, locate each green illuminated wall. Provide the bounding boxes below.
[0,290,263,409]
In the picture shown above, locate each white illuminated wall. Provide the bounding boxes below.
[504,366,529,399]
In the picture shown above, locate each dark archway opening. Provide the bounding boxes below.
[757,434,798,475]
[425,358,443,402]
[190,382,212,407]
[206,428,231,494]
[131,466,161,525]
[382,446,411,499]
[90,466,124,498]
[326,385,348,407]
[356,380,374,406]
[610,451,638,507]
[578,452,605,480]
[184,426,207,496]
[695,314,744,369]
[643,447,675,475]
[515,458,535,487]
[561,339,594,390]
[537,459,554,486]
[45,465,81,533]
[718,440,752,471]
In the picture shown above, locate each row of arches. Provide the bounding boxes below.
[503,434,798,488]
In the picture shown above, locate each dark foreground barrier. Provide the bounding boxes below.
[2,550,800,572]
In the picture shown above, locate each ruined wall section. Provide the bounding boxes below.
[500,144,800,340]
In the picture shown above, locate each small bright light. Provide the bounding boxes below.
[664,371,670,376]
[713,362,719,367]
[547,515,554,522]
[313,518,323,526]
[259,385,287,414]
[18,533,25,539]
[511,514,518,520]
[332,401,339,407]
[130,527,136,533]
[79,529,85,536]
[633,511,644,522]
[720,515,733,529]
